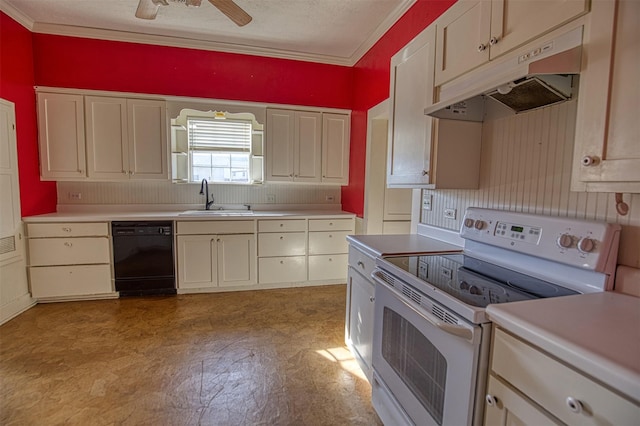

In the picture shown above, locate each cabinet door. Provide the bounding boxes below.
[217,234,256,287]
[489,0,588,59]
[0,99,22,262]
[127,99,168,180]
[294,111,322,182]
[484,376,561,426]
[37,92,86,179]
[434,0,491,86]
[266,109,295,181]
[572,0,640,192]
[85,96,129,180]
[347,268,375,376]
[177,235,217,289]
[387,25,436,187]
[321,113,350,185]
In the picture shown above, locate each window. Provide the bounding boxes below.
[188,117,252,183]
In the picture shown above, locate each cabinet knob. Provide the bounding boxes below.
[280,260,284,264]
[62,227,72,232]
[566,397,583,414]
[369,296,375,302]
[279,223,284,227]
[280,236,284,240]
[422,170,429,176]
[64,242,72,247]
[357,261,365,268]
[489,36,499,46]
[581,155,600,166]
[485,394,498,407]
[329,234,333,238]
[477,43,487,52]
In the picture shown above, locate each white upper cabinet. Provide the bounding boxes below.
[572,0,640,193]
[266,108,350,185]
[321,113,350,185]
[387,25,437,187]
[85,96,168,180]
[435,0,588,86]
[37,92,86,180]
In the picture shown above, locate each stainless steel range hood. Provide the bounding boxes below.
[424,26,583,122]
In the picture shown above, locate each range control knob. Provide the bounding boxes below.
[557,233,573,249]
[469,285,482,295]
[577,237,595,253]
[459,281,470,291]
[474,220,487,230]
[463,218,475,228]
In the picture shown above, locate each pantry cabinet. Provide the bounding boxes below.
[387,25,483,189]
[435,0,589,85]
[85,96,168,180]
[265,109,350,185]
[572,0,640,193]
[37,92,86,180]
[176,221,256,290]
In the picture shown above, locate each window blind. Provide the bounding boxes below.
[188,117,251,152]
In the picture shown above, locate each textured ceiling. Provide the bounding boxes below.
[1,0,414,65]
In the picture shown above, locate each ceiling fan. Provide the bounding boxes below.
[135,0,252,27]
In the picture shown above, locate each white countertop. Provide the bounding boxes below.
[22,209,356,223]
[346,234,462,257]
[487,292,640,402]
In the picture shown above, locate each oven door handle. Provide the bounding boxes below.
[373,272,474,342]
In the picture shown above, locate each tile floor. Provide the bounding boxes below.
[0,285,382,425]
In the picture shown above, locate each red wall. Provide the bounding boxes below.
[0,13,57,216]
[341,0,455,216]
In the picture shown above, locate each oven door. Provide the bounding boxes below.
[371,271,484,426]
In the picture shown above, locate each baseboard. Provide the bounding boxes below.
[0,293,36,325]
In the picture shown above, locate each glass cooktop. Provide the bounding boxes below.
[381,254,579,309]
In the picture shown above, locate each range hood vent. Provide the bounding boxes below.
[425,26,583,121]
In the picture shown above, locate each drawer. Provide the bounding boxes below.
[177,220,255,235]
[29,264,112,298]
[258,219,306,233]
[308,231,350,255]
[258,256,306,284]
[308,254,348,281]
[27,222,108,238]
[28,237,110,266]
[308,218,354,232]
[348,246,377,279]
[492,328,639,426]
[258,232,306,257]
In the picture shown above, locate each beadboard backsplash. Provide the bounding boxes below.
[57,181,341,208]
[421,100,640,268]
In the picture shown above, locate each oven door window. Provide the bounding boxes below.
[382,307,446,425]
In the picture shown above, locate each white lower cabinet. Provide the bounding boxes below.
[485,328,640,426]
[345,244,377,382]
[308,218,353,281]
[176,222,256,291]
[26,222,113,300]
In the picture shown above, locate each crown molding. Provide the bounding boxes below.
[0,0,35,30]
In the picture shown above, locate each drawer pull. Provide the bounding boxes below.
[64,242,73,247]
[280,236,284,240]
[280,260,284,264]
[62,227,72,232]
[329,222,333,226]
[566,397,583,414]
[329,234,333,238]
[369,296,375,303]
[279,223,284,227]
[357,261,365,268]
[485,394,498,407]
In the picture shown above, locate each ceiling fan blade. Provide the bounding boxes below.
[135,0,160,19]
[208,0,253,26]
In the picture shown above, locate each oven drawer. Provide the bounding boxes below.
[308,231,350,255]
[26,222,108,238]
[258,256,306,283]
[308,254,348,281]
[258,219,306,232]
[28,237,110,266]
[491,328,639,425]
[29,264,112,298]
[308,218,354,232]
[348,246,376,278]
[258,232,306,257]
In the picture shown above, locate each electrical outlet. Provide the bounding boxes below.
[444,208,457,219]
[422,194,432,211]
[68,192,82,200]
[266,194,276,203]
[325,195,335,202]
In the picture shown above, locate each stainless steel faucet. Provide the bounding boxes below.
[199,179,214,210]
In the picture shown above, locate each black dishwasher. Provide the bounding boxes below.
[112,221,176,296]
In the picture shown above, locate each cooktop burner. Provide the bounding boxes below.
[383,254,578,309]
